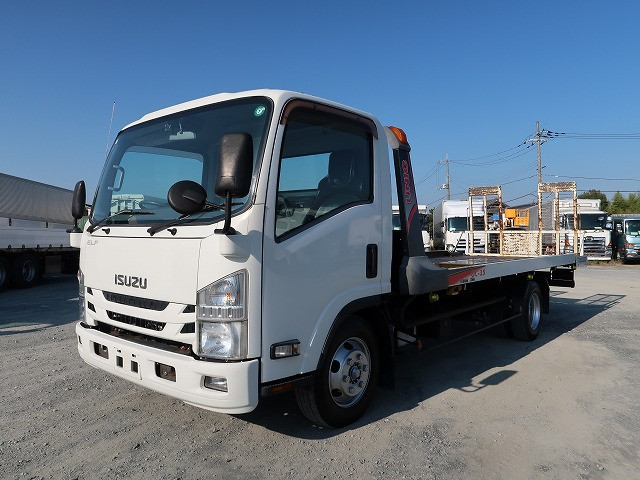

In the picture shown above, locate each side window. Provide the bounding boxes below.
[276,108,373,238]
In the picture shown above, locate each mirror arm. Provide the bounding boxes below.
[214,192,236,235]
[67,218,82,234]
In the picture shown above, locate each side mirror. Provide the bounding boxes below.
[69,180,86,234]
[215,133,253,234]
[167,180,207,215]
[215,133,253,198]
[72,180,86,220]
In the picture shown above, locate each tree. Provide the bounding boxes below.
[578,189,609,211]
[609,191,628,214]
[627,193,640,213]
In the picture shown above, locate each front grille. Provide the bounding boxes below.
[95,321,193,356]
[583,237,606,256]
[103,291,169,311]
[106,310,166,331]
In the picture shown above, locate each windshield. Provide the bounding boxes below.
[566,213,605,230]
[446,216,485,232]
[447,216,467,232]
[91,97,271,226]
[626,220,640,236]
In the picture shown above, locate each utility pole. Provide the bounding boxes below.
[527,121,548,254]
[437,153,450,200]
[527,121,547,185]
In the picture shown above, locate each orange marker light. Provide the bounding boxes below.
[388,126,408,145]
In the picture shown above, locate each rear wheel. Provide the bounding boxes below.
[0,255,9,292]
[511,282,542,341]
[295,317,379,428]
[11,253,41,288]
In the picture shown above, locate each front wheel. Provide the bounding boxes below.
[619,249,627,264]
[511,282,542,341]
[295,317,379,428]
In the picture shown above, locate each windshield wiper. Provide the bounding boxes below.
[146,203,226,236]
[87,209,155,233]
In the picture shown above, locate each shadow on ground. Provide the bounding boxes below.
[238,290,623,438]
[0,274,77,334]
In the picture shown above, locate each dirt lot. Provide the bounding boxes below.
[1,265,639,480]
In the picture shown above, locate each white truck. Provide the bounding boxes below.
[71,90,578,427]
[432,199,486,253]
[527,198,611,261]
[393,204,430,250]
[0,173,79,291]
[612,215,640,263]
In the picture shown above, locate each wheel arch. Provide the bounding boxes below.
[316,296,395,390]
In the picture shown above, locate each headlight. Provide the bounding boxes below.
[197,271,247,360]
[78,269,85,322]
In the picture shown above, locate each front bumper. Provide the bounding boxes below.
[76,322,259,414]
[625,247,640,259]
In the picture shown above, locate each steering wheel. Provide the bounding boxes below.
[276,195,296,218]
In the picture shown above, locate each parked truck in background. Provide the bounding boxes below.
[393,204,430,250]
[432,199,486,253]
[612,216,640,263]
[0,173,80,291]
[71,90,578,428]
[526,198,611,261]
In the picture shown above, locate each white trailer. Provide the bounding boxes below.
[0,173,79,290]
[72,90,578,428]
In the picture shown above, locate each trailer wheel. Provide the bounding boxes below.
[511,282,542,341]
[0,256,9,292]
[11,253,41,288]
[295,317,379,428]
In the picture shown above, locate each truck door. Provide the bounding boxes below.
[261,102,383,383]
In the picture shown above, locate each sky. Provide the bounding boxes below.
[1,1,639,210]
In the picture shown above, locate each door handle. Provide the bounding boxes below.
[366,244,378,279]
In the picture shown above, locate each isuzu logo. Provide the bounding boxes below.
[115,274,148,289]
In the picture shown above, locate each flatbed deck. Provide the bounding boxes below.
[430,253,578,287]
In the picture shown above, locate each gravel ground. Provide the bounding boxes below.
[1,265,639,479]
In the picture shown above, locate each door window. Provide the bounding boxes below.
[275,107,373,238]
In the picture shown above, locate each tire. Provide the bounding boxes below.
[0,255,9,292]
[11,253,42,288]
[295,317,379,428]
[619,249,627,264]
[511,282,542,341]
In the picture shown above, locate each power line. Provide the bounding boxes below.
[484,161,538,183]
[545,174,640,182]
[502,174,538,186]
[450,144,535,167]
[414,163,439,185]
[545,130,640,139]
[504,192,537,204]
[449,142,527,163]
[578,190,640,193]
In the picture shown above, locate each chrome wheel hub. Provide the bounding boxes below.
[328,337,370,408]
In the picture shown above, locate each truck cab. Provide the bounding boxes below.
[432,200,485,253]
[73,90,399,425]
[612,217,640,262]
